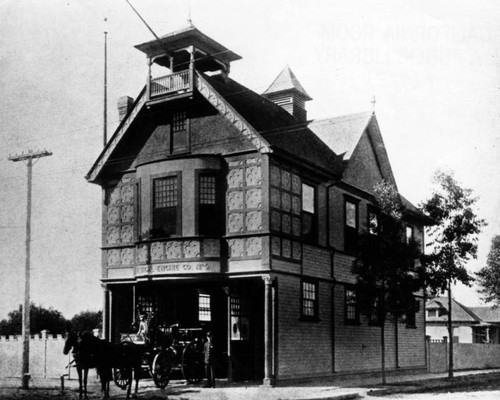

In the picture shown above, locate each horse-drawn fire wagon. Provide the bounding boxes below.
[114,323,205,389]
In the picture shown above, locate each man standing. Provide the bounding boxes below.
[203,331,215,388]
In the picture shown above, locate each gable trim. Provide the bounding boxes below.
[195,72,272,154]
[86,88,147,183]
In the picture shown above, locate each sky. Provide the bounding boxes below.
[0,0,499,321]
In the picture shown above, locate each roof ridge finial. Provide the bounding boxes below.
[371,95,376,114]
[187,1,193,27]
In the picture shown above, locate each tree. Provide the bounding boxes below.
[70,310,102,333]
[353,181,424,384]
[420,170,486,378]
[0,303,69,335]
[476,235,500,307]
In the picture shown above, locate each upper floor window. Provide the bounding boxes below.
[427,309,438,318]
[406,225,414,244]
[345,287,359,324]
[198,173,220,235]
[153,176,180,237]
[171,111,189,153]
[344,198,359,253]
[302,183,317,241]
[301,280,318,320]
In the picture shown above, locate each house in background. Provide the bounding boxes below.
[426,297,500,343]
[86,22,430,384]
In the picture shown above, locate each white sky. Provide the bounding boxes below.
[0,0,499,320]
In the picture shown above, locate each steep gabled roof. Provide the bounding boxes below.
[201,73,342,174]
[262,65,312,100]
[309,111,372,160]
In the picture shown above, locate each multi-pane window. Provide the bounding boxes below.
[198,293,211,322]
[345,199,359,253]
[301,280,318,319]
[153,176,179,236]
[302,183,317,241]
[198,174,219,235]
[171,111,188,153]
[345,287,359,324]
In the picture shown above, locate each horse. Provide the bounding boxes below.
[64,330,142,399]
[63,330,98,399]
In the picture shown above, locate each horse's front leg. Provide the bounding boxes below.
[83,368,89,399]
[77,366,83,399]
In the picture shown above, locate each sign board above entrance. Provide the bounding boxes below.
[135,261,220,277]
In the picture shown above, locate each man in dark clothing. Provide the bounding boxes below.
[203,331,215,388]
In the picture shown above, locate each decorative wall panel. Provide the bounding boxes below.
[104,178,137,246]
[246,237,262,256]
[228,191,244,210]
[165,241,182,259]
[226,156,263,235]
[246,211,262,231]
[183,240,201,258]
[246,188,262,209]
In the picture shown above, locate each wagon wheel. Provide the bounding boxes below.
[151,349,172,388]
[113,366,132,389]
[181,341,204,383]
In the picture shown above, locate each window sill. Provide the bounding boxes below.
[405,325,417,329]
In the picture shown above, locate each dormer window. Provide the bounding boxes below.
[171,111,189,153]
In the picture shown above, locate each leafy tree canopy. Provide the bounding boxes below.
[70,310,102,333]
[353,181,424,321]
[421,170,486,294]
[0,303,69,335]
[476,235,500,307]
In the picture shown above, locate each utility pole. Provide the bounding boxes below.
[8,149,52,389]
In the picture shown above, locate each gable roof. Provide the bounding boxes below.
[426,297,482,323]
[201,73,342,174]
[87,71,344,183]
[262,65,312,100]
[308,111,373,161]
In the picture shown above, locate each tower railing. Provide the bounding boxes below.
[150,70,191,97]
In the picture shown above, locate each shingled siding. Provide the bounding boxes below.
[333,252,356,283]
[397,303,426,369]
[303,244,332,279]
[334,283,398,373]
[276,274,333,379]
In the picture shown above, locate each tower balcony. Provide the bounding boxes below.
[148,69,193,100]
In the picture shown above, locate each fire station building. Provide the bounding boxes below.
[86,23,428,385]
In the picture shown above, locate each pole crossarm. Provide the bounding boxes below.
[8,150,52,162]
